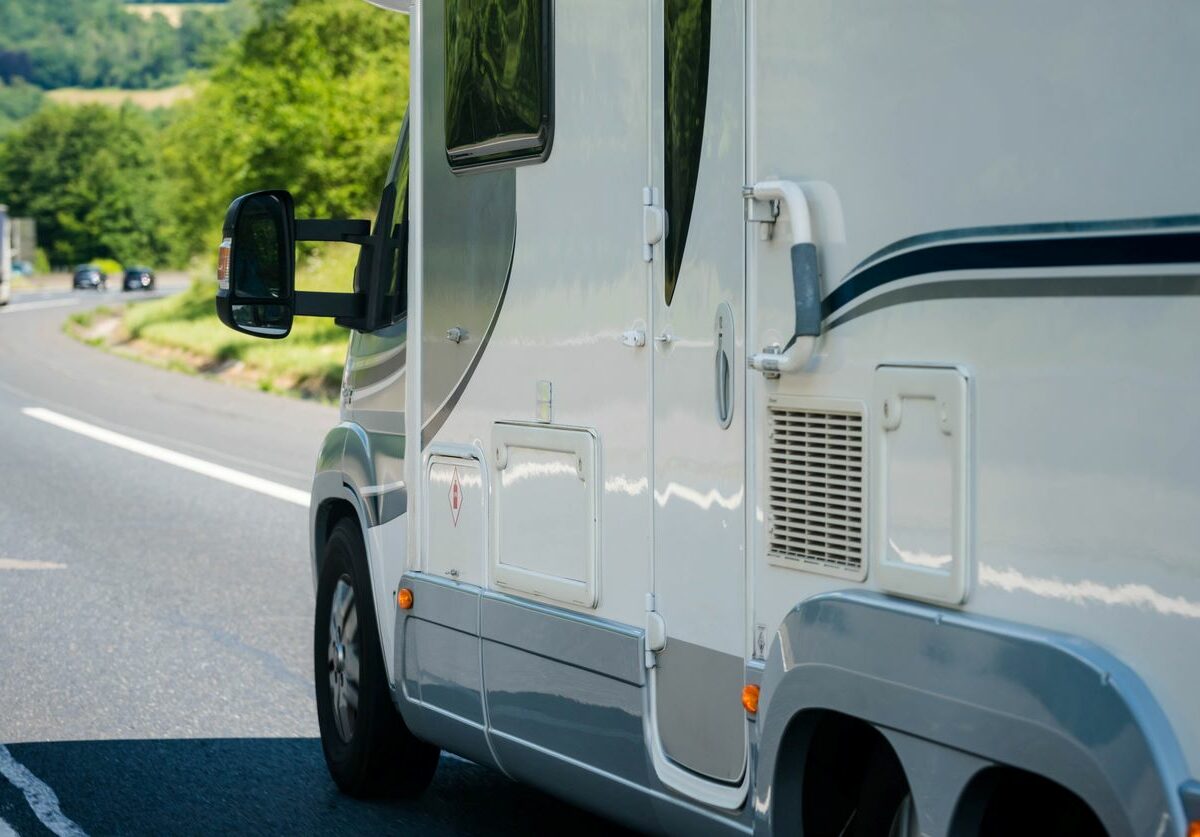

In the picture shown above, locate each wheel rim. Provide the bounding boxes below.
[327,575,361,743]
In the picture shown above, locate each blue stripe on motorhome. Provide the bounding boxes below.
[823,219,1200,325]
[827,273,1200,330]
[843,213,1200,278]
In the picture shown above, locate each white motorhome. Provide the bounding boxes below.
[214,1,1200,834]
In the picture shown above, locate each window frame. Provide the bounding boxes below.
[443,0,555,173]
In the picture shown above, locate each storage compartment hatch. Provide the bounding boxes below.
[872,365,971,605]
[491,423,599,608]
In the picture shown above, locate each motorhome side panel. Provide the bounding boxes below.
[748,0,1200,814]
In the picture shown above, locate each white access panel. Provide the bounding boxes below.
[491,423,599,608]
[425,455,486,585]
[872,365,972,605]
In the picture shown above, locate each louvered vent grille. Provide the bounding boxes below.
[767,404,865,577]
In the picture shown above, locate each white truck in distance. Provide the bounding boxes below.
[0,205,12,307]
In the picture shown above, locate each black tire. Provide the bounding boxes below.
[314,518,439,798]
[849,740,914,837]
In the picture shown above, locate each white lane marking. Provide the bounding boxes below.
[1,299,81,314]
[0,744,88,837]
[0,559,66,571]
[23,408,310,508]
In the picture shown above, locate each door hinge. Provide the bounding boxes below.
[743,184,780,241]
[645,592,666,669]
[643,186,666,262]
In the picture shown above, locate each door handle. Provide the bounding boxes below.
[714,302,734,428]
[745,180,821,375]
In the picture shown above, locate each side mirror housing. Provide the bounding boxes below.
[215,191,374,338]
[216,190,296,339]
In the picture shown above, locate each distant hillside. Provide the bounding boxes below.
[46,84,196,109]
[0,0,252,90]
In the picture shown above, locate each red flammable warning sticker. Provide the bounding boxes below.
[449,466,462,526]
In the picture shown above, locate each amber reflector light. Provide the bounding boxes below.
[741,684,760,714]
[397,588,414,610]
[216,238,232,289]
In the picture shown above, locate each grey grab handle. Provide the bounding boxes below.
[747,180,821,375]
[787,242,821,347]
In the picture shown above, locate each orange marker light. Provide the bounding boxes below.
[1188,822,1200,837]
[397,587,414,610]
[741,684,760,715]
[216,237,232,290]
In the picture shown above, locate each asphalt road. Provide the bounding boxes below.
[0,286,631,836]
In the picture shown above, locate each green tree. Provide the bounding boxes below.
[162,0,410,256]
[0,103,179,265]
[0,79,43,134]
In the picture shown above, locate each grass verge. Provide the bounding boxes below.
[66,247,356,401]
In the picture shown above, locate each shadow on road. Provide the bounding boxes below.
[1,738,638,836]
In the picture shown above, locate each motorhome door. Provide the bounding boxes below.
[649,0,747,787]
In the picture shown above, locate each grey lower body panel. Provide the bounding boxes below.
[481,593,645,782]
[393,574,498,770]
[754,591,1193,837]
[377,564,1190,836]
[655,637,746,784]
[393,572,752,836]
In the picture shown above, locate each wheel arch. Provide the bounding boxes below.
[752,591,1191,837]
[309,422,382,589]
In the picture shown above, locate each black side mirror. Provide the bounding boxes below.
[216,190,296,339]
[215,191,373,338]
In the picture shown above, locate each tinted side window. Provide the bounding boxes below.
[664,0,711,305]
[444,0,553,170]
[345,118,410,391]
[358,114,409,325]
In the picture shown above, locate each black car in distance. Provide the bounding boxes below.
[72,264,107,291]
[122,266,155,292]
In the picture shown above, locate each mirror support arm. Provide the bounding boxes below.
[295,292,364,318]
[295,219,372,245]
[292,219,371,324]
